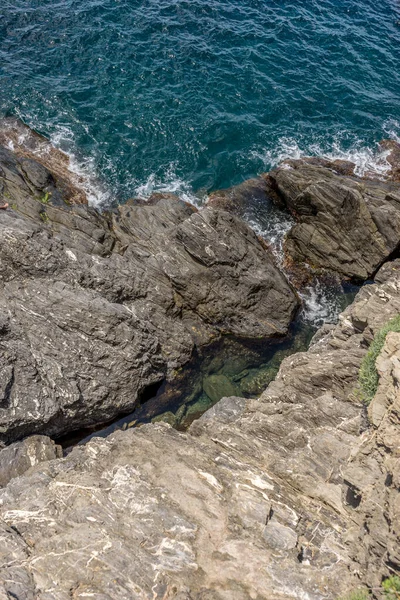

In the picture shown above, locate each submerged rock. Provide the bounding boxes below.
[269,159,400,280]
[0,136,298,443]
[202,373,239,403]
[1,260,400,599]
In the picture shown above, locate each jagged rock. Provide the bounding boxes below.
[0,138,298,443]
[1,261,400,599]
[0,435,61,487]
[269,159,400,280]
[0,117,88,204]
[380,139,400,182]
[342,331,400,594]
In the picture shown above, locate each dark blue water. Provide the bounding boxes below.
[1,0,400,205]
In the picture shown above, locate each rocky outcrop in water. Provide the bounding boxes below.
[269,158,400,281]
[1,125,400,599]
[0,137,298,443]
[1,260,400,599]
[207,150,400,283]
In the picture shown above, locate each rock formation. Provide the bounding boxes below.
[207,150,400,283]
[0,137,298,443]
[269,159,400,281]
[1,257,399,599]
[0,127,399,599]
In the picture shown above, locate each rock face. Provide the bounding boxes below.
[343,328,400,592]
[0,435,61,487]
[1,260,399,599]
[0,139,298,443]
[0,117,88,204]
[268,159,400,280]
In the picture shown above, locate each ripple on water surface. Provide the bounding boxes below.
[1,0,400,202]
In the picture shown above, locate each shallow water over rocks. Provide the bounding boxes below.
[59,282,358,448]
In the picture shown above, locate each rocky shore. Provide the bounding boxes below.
[0,121,399,599]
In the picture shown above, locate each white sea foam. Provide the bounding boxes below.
[49,125,113,208]
[299,280,347,327]
[134,165,206,208]
[253,134,392,178]
[247,211,354,328]
[244,210,293,265]
[383,118,400,144]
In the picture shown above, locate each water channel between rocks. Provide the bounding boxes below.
[58,279,359,450]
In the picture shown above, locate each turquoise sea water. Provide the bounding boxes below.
[1,0,400,206]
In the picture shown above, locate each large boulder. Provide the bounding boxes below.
[269,159,400,280]
[1,261,400,599]
[0,138,298,443]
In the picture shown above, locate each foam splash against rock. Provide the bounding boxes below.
[49,125,114,207]
[0,117,113,208]
[253,133,393,178]
[133,165,205,208]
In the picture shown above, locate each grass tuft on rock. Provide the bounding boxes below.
[358,315,400,405]
[383,575,400,599]
[337,589,370,600]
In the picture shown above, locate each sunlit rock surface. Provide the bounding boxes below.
[1,261,399,599]
[0,140,298,443]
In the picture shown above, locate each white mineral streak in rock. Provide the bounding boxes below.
[0,260,399,598]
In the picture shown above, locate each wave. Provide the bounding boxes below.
[133,165,206,208]
[383,118,400,144]
[299,280,350,328]
[244,210,294,264]
[252,133,393,178]
[49,125,114,208]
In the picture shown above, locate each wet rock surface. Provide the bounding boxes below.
[1,261,400,599]
[269,158,400,280]
[0,139,298,443]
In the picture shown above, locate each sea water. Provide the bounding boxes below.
[1,0,400,206]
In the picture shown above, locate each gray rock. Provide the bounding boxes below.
[263,519,298,551]
[342,331,400,591]
[0,435,61,487]
[269,159,400,280]
[2,260,400,599]
[0,134,298,442]
[197,396,247,424]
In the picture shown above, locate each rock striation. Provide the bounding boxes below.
[206,152,400,284]
[0,435,61,488]
[1,260,399,599]
[268,159,400,281]
[1,126,400,599]
[0,137,298,443]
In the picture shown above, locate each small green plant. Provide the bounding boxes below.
[358,315,400,404]
[337,589,370,600]
[383,575,400,599]
[39,191,51,204]
[39,210,49,223]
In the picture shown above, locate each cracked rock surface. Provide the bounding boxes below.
[0,140,298,443]
[268,158,400,280]
[1,261,399,599]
